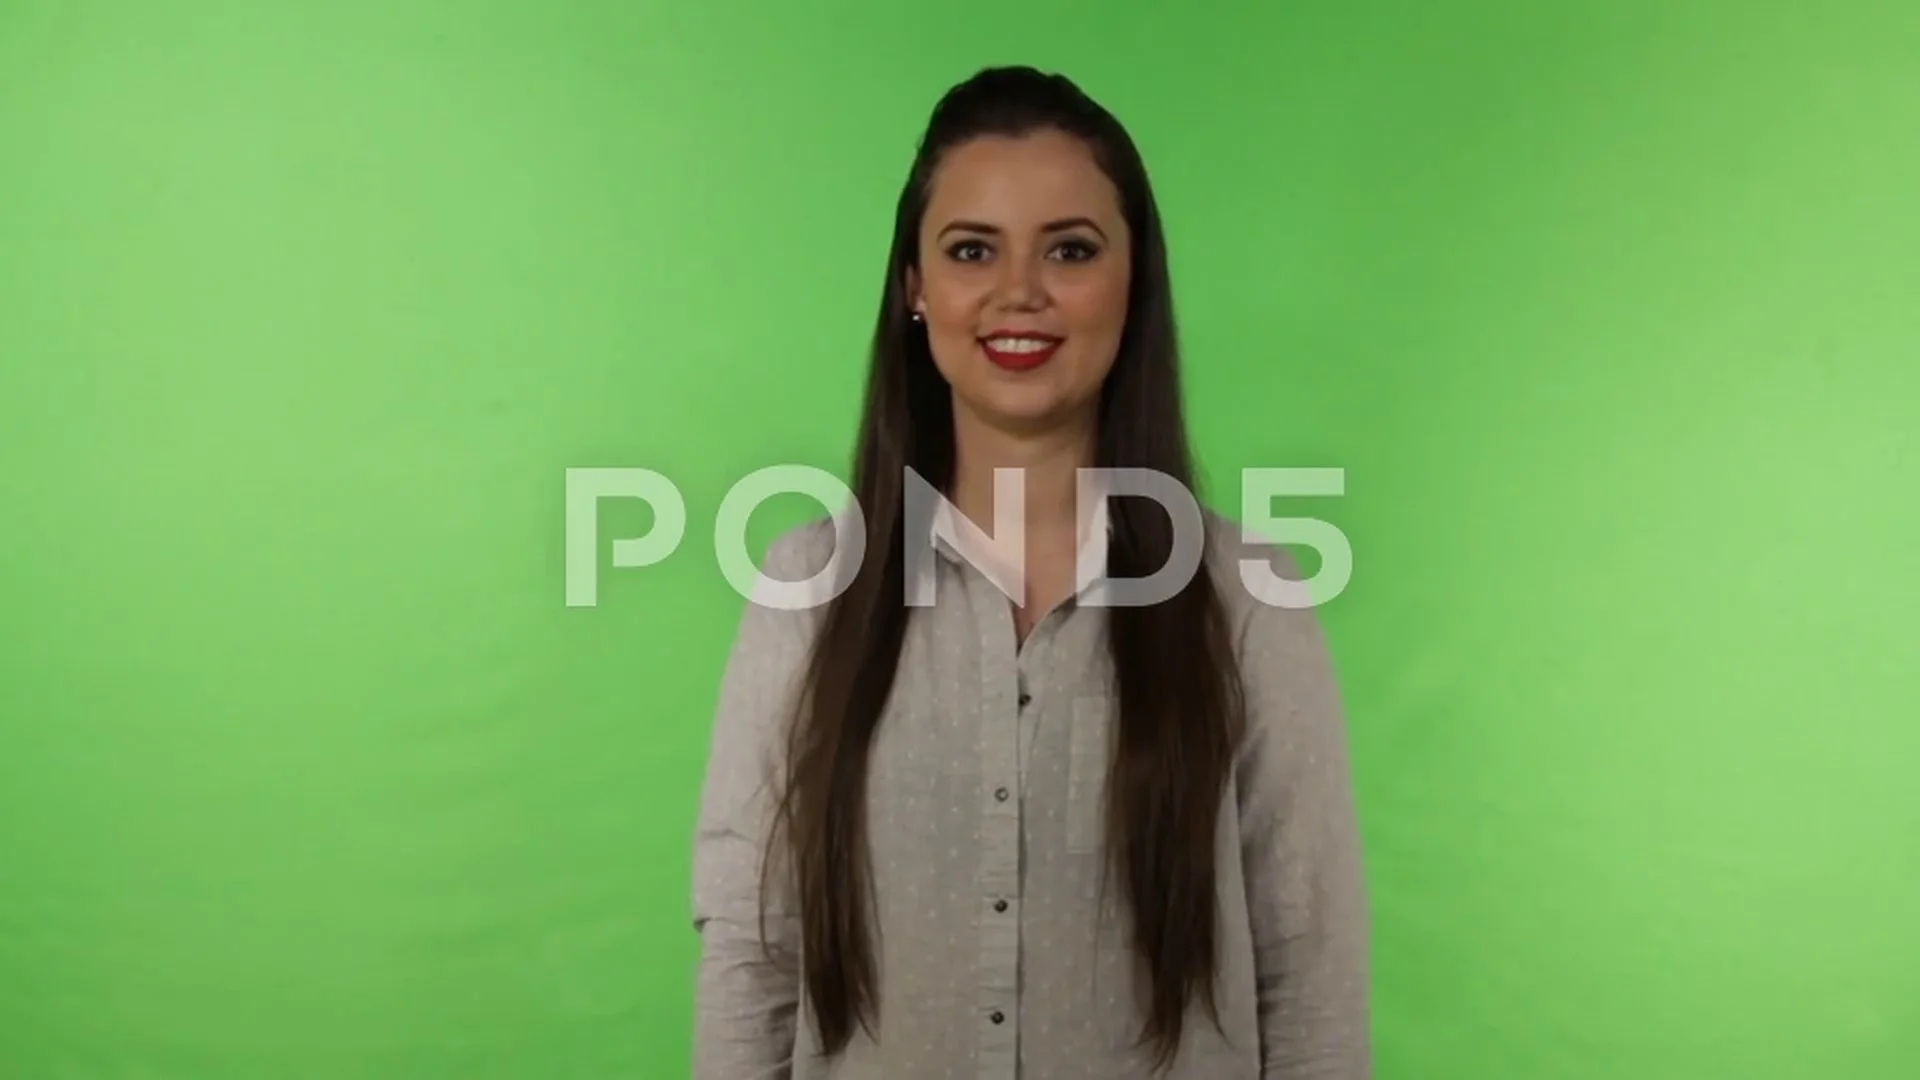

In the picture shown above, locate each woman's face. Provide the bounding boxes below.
[908,129,1133,435]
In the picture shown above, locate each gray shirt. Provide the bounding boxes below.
[691,509,1369,1079]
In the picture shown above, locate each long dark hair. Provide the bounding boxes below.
[766,65,1247,1069]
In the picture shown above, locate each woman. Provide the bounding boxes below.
[692,65,1368,1079]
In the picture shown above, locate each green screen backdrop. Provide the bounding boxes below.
[2,2,1915,1077]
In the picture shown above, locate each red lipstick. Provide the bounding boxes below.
[979,331,1064,371]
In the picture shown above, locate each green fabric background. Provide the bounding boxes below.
[2,2,1915,1076]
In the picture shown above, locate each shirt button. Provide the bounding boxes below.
[990,1010,1005,1024]
[994,787,1009,802]
[1018,692,1032,708]
[993,899,1008,913]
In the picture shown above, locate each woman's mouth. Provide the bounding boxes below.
[979,332,1063,371]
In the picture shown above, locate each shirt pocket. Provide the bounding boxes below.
[1065,696,1112,855]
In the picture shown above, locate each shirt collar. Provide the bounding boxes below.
[921,472,1113,604]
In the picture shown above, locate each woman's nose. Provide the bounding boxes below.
[992,256,1047,310]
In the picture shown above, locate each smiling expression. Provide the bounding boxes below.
[908,128,1134,433]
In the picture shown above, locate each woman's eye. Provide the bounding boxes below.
[945,238,1099,262]
[1053,239,1099,262]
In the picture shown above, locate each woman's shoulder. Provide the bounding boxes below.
[738,510,874,613]
[1199,505,1338,658]
[757,514,845,583]
[1199,505,1308,601]
[1199,510,1348,769]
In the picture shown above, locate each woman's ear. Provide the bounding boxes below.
[903,266,923,318]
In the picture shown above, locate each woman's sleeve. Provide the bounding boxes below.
[1234,545,1372,1079]
[690,528,818,1080]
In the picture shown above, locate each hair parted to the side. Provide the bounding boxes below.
[762,64,1248,1071]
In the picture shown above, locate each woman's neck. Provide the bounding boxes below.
[947,405,1099,542]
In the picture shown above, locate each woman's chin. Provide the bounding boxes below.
[953,385,1094,436]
